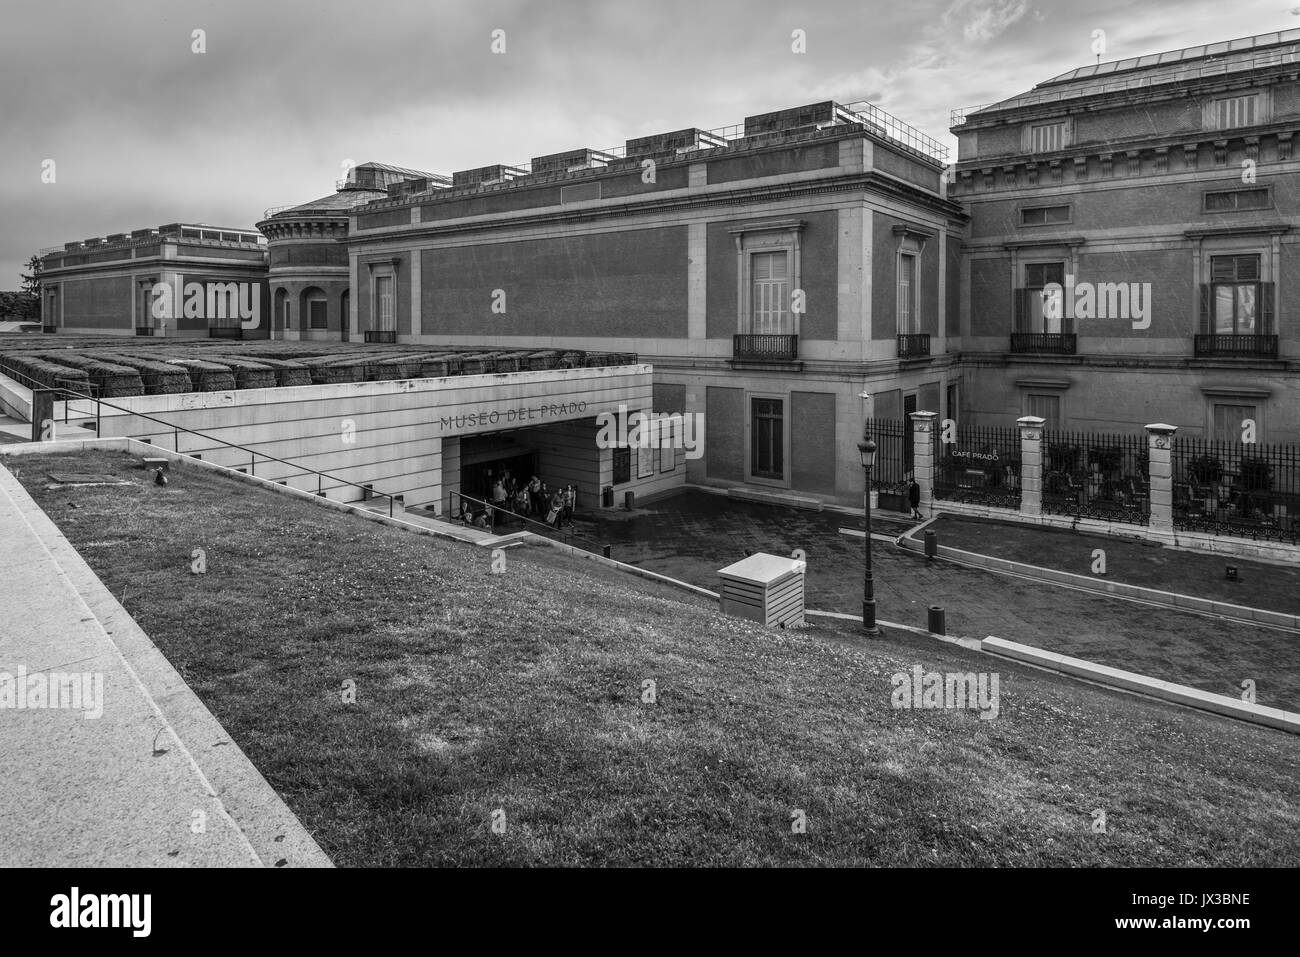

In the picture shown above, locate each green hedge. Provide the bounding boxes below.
[35,353,144,397]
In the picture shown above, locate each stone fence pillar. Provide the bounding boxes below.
[1016,416,1046,517]
[910,410,938,516]
[1145,423,1177,540]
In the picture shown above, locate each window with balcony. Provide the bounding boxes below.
[1196,254,1276,357]
[730,221,803,361]
[1013,261,1077,354]
[894,229,930,358]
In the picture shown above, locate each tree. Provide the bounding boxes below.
[17,254,42,319]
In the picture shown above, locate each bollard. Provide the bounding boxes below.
[624,490,635,511]
[928,605,946,635]
[924,529,938,560]
[1225,565,1238,581]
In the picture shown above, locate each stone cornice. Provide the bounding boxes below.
[348,171,968,247]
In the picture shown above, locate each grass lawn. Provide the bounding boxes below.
[10,449,1300,866]
[925,515,1300,616]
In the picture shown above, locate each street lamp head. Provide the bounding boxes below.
[858,437,877,469]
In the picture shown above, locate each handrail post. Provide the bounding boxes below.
[96,399,101,437]
[174,428,179,454]
[389,495,393,518]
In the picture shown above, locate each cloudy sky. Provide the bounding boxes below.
[1,0,1293,287]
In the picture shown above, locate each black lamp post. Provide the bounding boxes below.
[857,432,880,637]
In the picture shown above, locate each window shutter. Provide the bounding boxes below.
[1198,283,1211,334]
[1260,281,1274,334]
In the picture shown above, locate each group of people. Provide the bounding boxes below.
[459,469,578,530]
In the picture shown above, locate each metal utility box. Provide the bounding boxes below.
[717,553,805,627]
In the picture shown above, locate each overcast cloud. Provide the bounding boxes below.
[0,0,1291,286]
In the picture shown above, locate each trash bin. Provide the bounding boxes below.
[924,529,938,560]
[928,605,946,635]
[602,485,614,508]
[624,490,635,511]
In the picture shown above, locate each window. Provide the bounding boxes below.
[1025,393,1061,430]
[637,426,655,479]
[375,276,395,331]
[1029,122,1065,153]
[1022,261,1066,334]
[1020,205,1071,226]
[659,441,675,473]
[612,448,631,485]
[751,398,784,480]
[750,251,790,335]
[1212,403,1257,443]
[305,289,328,330]
[1213,94,1257,129]
[897,253,917,333]
[1204,188,1270,212]
[1209,254,1260,334]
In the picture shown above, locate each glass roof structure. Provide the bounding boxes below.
[953,28,1300,126]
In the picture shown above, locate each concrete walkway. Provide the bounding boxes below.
[0,462,331,867]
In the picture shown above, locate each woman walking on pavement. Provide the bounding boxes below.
[908,476,922,520]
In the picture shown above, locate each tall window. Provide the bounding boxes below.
[1213,94,1257,129]
[1212,403,1257,443]
[1023,261,1066,334]
[750,251,790,335]
[1029,122,1065,153]
[897,253,918,333]
[376,276,395,331]
[1025,393,1061,430]
[751,398,784,480]
[1210,255,1260,334]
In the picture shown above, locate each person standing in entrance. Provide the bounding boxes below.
[560,485,575,527]
[907,476,922,520]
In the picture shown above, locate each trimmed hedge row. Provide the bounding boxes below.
[202,357,277,390]
[0,354,93,394]
[96,354,193,395]
[222,355,312,388]
[165,359,237,392]
[34,353,144,397]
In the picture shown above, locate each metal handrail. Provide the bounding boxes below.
[29,383,402,518]
[449,490,609,556]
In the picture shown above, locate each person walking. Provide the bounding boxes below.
[560,485,575,527]
[907,476,922,520]
[528,476,542,516]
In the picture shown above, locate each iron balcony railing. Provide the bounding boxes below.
[1011,333,1077,355]
[365,330,398,344]
[134,327,155,337]
[208,327,243,340]
[733,334,798,361]
[1193,334,1279,358]
[897,333,931,359]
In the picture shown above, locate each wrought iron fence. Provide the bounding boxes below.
[864,418,909,494]
[1171,435,1300,544]
[1041,430,1150,526]
[932,423,1022,509]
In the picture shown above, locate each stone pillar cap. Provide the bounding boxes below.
[1145,423,1179,434]
[1016,415,1046,426]
[909,410,940,419]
